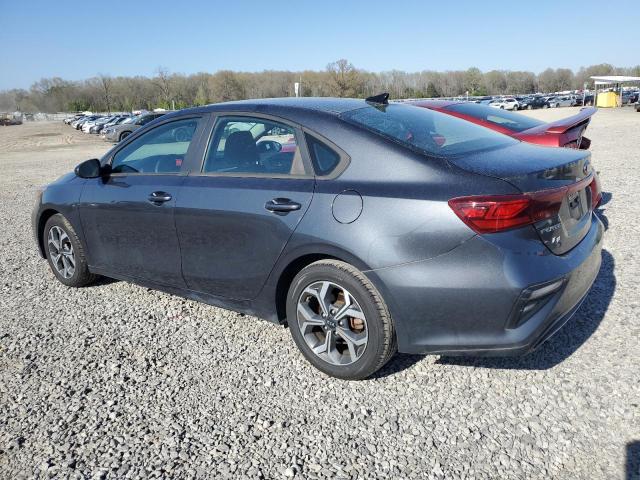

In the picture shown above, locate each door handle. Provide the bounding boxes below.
[148,191,172,204]
[265,198,301,213]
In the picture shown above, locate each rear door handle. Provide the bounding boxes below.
[148,191,172,204]
[265,198,301,213]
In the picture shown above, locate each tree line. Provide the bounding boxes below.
[1,60,638,113]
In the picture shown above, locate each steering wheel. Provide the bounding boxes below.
[257,140,282,154]
[174,127,192,143]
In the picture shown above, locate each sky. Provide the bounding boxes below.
[0,0,638,90]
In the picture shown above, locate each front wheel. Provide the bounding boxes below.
[44,214,98,287]
[286,260,396,380]
[119,131,131,142]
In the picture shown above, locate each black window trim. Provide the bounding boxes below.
[194,112,315,180]
[103,114,206,177]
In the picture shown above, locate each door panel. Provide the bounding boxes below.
[176,176,314,299]
[78,116,207,287]
[80,175,187,287]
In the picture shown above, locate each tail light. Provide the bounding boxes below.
[448,175,595,234]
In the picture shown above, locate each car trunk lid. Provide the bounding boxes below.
[448,142,597,255]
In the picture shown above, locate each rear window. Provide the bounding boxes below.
[445,103,544,133]
[340,104,516,157]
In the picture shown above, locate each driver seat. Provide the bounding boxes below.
[225,131,260,171]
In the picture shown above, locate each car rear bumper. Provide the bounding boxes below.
[366,213,604,356]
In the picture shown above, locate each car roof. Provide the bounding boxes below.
[171,97,374,118]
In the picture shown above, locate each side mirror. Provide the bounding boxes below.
[74,158,102,178]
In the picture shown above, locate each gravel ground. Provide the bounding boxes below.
[0,109,639,479]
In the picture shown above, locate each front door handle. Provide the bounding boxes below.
[265,198,301,213]
[148,191,172,204]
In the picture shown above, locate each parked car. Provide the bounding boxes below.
[70,117,85,129]
[622,90,639,104]
[489,98,519,110]
[636,99,640,112]
[411,100,602,204]
[528,96,551,109]
[89,116,119,134]
[33,96,604,379]
[82,116,106,133]
[548,96,575,108]
[515,97,531,109]
[92,115,130,134]
[103,112,168,142]
[64,114,85,125]
[412,100,597,149]
[74,115,100,130]
[0,113,23,126]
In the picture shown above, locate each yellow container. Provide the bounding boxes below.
[596,91,619,108]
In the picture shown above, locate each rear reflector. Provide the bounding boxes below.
[449,175,595,234]
[589,174,602,208]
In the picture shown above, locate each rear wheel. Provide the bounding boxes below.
[286,260,396,380]
[44,214,97,287]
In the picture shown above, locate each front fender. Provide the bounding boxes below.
[34,175,87,259]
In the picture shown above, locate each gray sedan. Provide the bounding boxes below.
[103,112,168,142]
[33,96,603,379]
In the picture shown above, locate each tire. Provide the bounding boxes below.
[44,214,98,287]
[119,131,130,142]
[543,104,548,109]
[286,260,397,380]
[527,105,532,110]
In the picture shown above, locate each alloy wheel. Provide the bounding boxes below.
[47,226,75,279]
[296,281,368,366]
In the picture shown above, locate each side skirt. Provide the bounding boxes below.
[89,266,281,325]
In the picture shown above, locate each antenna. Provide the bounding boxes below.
[365,93,389,105]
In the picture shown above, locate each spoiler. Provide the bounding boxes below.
[545,106,597,134]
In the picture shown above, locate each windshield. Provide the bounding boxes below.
[445,103,544,133]
[340,104,517,157]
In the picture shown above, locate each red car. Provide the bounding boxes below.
[412,100,602,206]
[412,100,596,149]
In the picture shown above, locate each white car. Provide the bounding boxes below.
[81,117,104,133]
[488,98,519,110]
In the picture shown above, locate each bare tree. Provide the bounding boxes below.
[326,59,361,97]
[153,67,173,108]
[98,74,113,113]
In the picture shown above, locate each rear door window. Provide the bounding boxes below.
[203,116,307,176]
